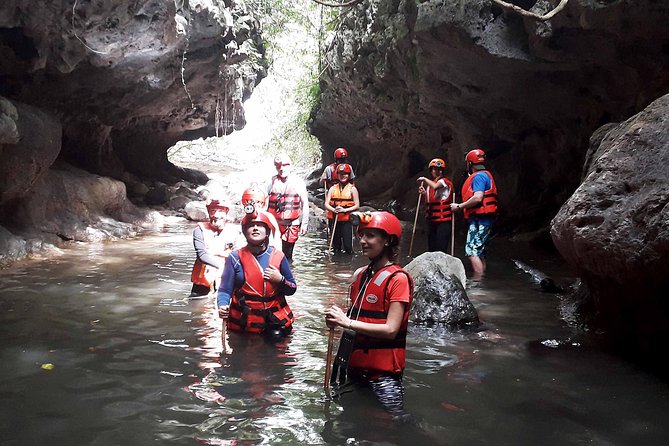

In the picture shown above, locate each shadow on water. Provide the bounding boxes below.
[0,219,668,445]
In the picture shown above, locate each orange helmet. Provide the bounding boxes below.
[241,210,275,235]
[465,148,486,164]
[206,198,230,217]
[274,152,292,166]
[242,186,266,207]
[354,211,402,242]
[336,163,352,175]
[334,148,348,159]
[428,158,446,169]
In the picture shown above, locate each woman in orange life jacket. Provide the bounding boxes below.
[417,158,454,254]
[450,148,498,277]
[241,185,282,251]
[325,211,414,417]
[217,209,297,340]
[190,198,235,298]
[324,163,360,254]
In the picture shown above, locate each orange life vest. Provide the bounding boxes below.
[268,177,302,223]
[327,183,356,221]
[461,170,498,219]
[424,176,454,223]
[227,247,294,333]
[190,222,232,287]
[347,264,413,375]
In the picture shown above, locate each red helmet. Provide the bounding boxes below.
[334,148,348,159]
[356,211,402,242]
[336,163,352,174]
[428,158,446,169]
[274,152,292,166]
[206,198,230,216]
[241,210,275,235]
[242,186,266,207]
[465,148,486,164]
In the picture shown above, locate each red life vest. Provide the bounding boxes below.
[324,162,338,189]
[327,183,356,221]
[461,170,498,219]
[347,264,413,375]
[190,222,232,287]
[424,176,454,223]
[227,247,294,334]
[268,177,302,223]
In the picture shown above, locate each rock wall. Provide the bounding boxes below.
[551,94,669,358]
[310,0,669,235]
[0,0,267,264]
[0,0,266,182]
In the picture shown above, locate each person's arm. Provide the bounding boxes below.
[452,173,486,211]
[417,176,441,191]
[326,273,410,339]
[217,254,239,317]
[347,186,360,213]
[319,166,330,189]
[193,227,223,269]
[262,254,297,296]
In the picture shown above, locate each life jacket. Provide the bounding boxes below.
[268,176,302,223]
[327,183,356,221]
[227,246,294,334]
[190,222,232,287]
[424,176,454,223]
[461,170,498,219]
[347,264,413,375]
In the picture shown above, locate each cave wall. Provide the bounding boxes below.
[0,0,267,183]
[309,0,669,233]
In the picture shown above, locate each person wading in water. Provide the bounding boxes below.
[324,163,360,255]
[417,157,454,254]
[325,211,414,418]
[217,209,297,340]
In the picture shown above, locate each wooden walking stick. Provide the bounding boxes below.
[450,191,456,256]
[408,191,422,257]
[328,216,339,254]
[212,282,232,354]
[324,327,335,396]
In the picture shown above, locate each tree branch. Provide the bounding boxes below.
[491,0,570,21]
[310,0,365,8]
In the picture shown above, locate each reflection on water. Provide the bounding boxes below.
[0,219,668,445]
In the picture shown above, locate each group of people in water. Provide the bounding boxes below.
[188,147,498,416]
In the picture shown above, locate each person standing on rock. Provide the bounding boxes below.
[451,148,498,277]
[320,147,357,190]
[217,210,297,339]
[325,211,414,418]
[417,158,454,254]
[324,163,360,254]
[266,152,309,261]
[189,198,236,298]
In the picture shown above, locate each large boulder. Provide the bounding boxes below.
[405,251,478,327]
[551,94,669,354]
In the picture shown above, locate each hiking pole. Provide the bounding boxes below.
[408,191,422,257]
[450,191,456,256]
[328,216,339,254]
[324,326,335,397]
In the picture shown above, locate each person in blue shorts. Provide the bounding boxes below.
[451,148,498,277]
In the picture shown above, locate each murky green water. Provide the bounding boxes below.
[0,219,667,445]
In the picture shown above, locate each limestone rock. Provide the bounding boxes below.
[405,251,478,327]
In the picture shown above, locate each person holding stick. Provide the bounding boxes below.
[451,148,498,277]
[324,163,360,255]
[417,158,454,255]
[325,211,414,417]
[217,209,297,341]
